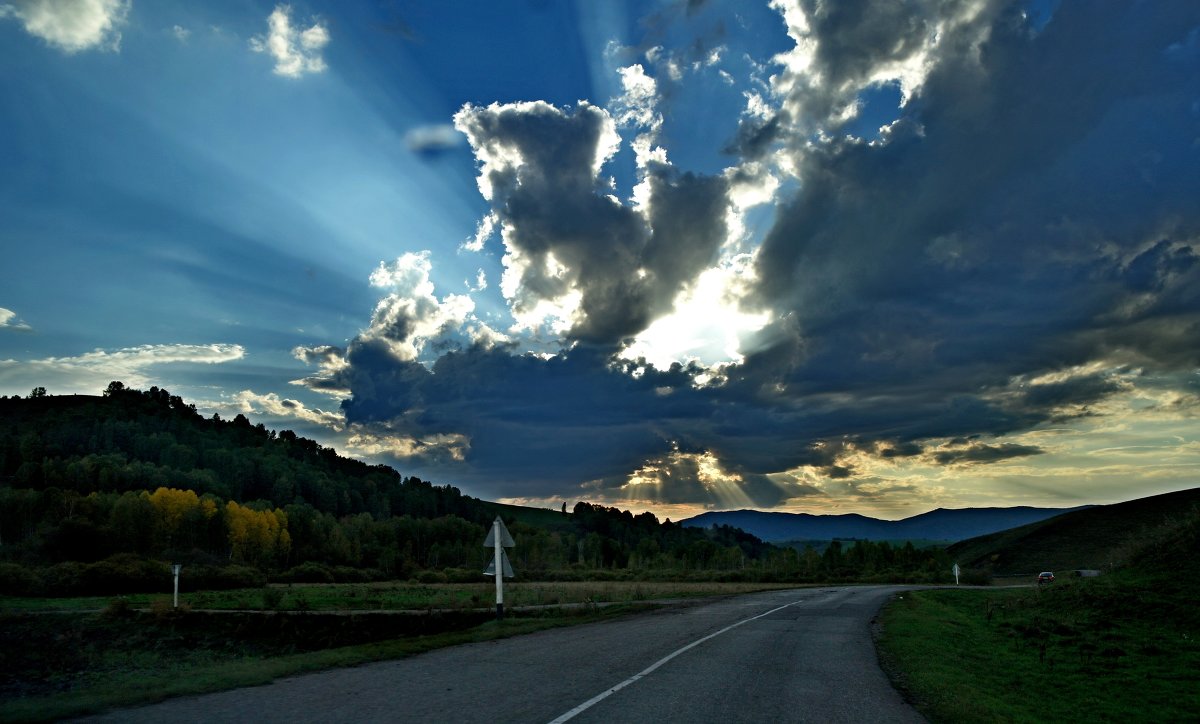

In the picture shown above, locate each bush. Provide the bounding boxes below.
[182,564,265,590]
[42,561,86,596]
[416,570,448,584]
[82,554,170,595]
[276,562,334,584]
[0,562,42,596]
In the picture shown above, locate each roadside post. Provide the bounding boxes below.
[482,516,515,619]
[171,563,182,608]
[953,563,960,585]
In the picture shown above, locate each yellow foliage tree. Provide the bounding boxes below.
[225,501,290,565]
[148,487,216,548]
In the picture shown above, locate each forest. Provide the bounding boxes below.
[0,384,952,594]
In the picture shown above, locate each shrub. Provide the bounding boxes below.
[416,570,448,584]
[0,562,42,596]
[42,561,86,596]
[277,562,334,584]
[82,554,170,595]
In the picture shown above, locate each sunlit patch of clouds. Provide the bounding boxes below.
[222,390,343,428]
[170,24,189,42]
[0,307,31,332]
[585,445,817,511]
[620,255,768,370]
[1,0,129,53]
[249,4,329,78]
[365,251,476,362]
[343,427,469,463]
[0,343,244,395]
[289,344,349,397]
[461,212,497,253]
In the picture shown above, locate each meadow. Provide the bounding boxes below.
[878,574,1200,722]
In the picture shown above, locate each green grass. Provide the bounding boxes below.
[878,575,1200,722]
[0,580,801,614]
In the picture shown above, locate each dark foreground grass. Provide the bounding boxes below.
[0,580,801,614]
[0,605,645,723]
[877,576,1200,722]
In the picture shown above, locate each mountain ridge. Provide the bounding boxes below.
[680,505,1090,543]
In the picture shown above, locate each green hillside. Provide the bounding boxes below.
[946,486,1200,575]
[0,384,778,592]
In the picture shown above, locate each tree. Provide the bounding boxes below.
[27,386,46,399]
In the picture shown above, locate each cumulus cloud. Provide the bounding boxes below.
[0,343,244,394]
[364,251,475,362]
[1,0,129,53]
[249,4,329,78]
[454,100,731,345]
[226,390,343,428]
[0,307,31,331]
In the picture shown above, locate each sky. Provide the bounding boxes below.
[1,0,1198,521]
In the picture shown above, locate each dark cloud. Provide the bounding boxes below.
[749,0,1200,407]
[299,3,1199,507]
[933,443,1045,466]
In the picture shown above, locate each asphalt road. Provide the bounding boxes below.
[80,586,925,724]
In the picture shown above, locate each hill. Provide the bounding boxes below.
[681,505,1086,543]
[945,486,1200,574]
[0,384,777,590]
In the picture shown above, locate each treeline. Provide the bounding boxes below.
[0,386,956,593]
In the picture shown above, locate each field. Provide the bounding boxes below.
[877,574,1200,722]
[0,581,801,722]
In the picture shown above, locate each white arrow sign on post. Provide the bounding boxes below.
[483,516,515,619]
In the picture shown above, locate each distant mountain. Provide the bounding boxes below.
[680,505,1089,543]
[946,486,1200,574]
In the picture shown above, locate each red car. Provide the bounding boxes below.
[1037,571,1055,585]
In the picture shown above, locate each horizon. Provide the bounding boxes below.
[2,1,1198,522]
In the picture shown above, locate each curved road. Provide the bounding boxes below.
[81,586,924,723]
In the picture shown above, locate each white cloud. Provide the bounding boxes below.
[462,211,497,253]
[0,343,244,395]
[170,24,188,42]
[225,389,343,428]
[344,427,469,463]
[1,0,129,53]
[0,307,31,331]
[249,4,329,78]
[365,251,476,361]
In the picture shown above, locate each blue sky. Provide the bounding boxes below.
[2,0,1198,520]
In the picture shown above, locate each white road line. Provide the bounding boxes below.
[546,598,804,724]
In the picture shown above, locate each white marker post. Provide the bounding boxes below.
[482,516,515,620]
[953,563,960,586]
[171,563,182,608]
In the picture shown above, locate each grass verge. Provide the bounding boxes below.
[0,605,649,723]
[877,576,1200,722]
[0,580,802,614]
